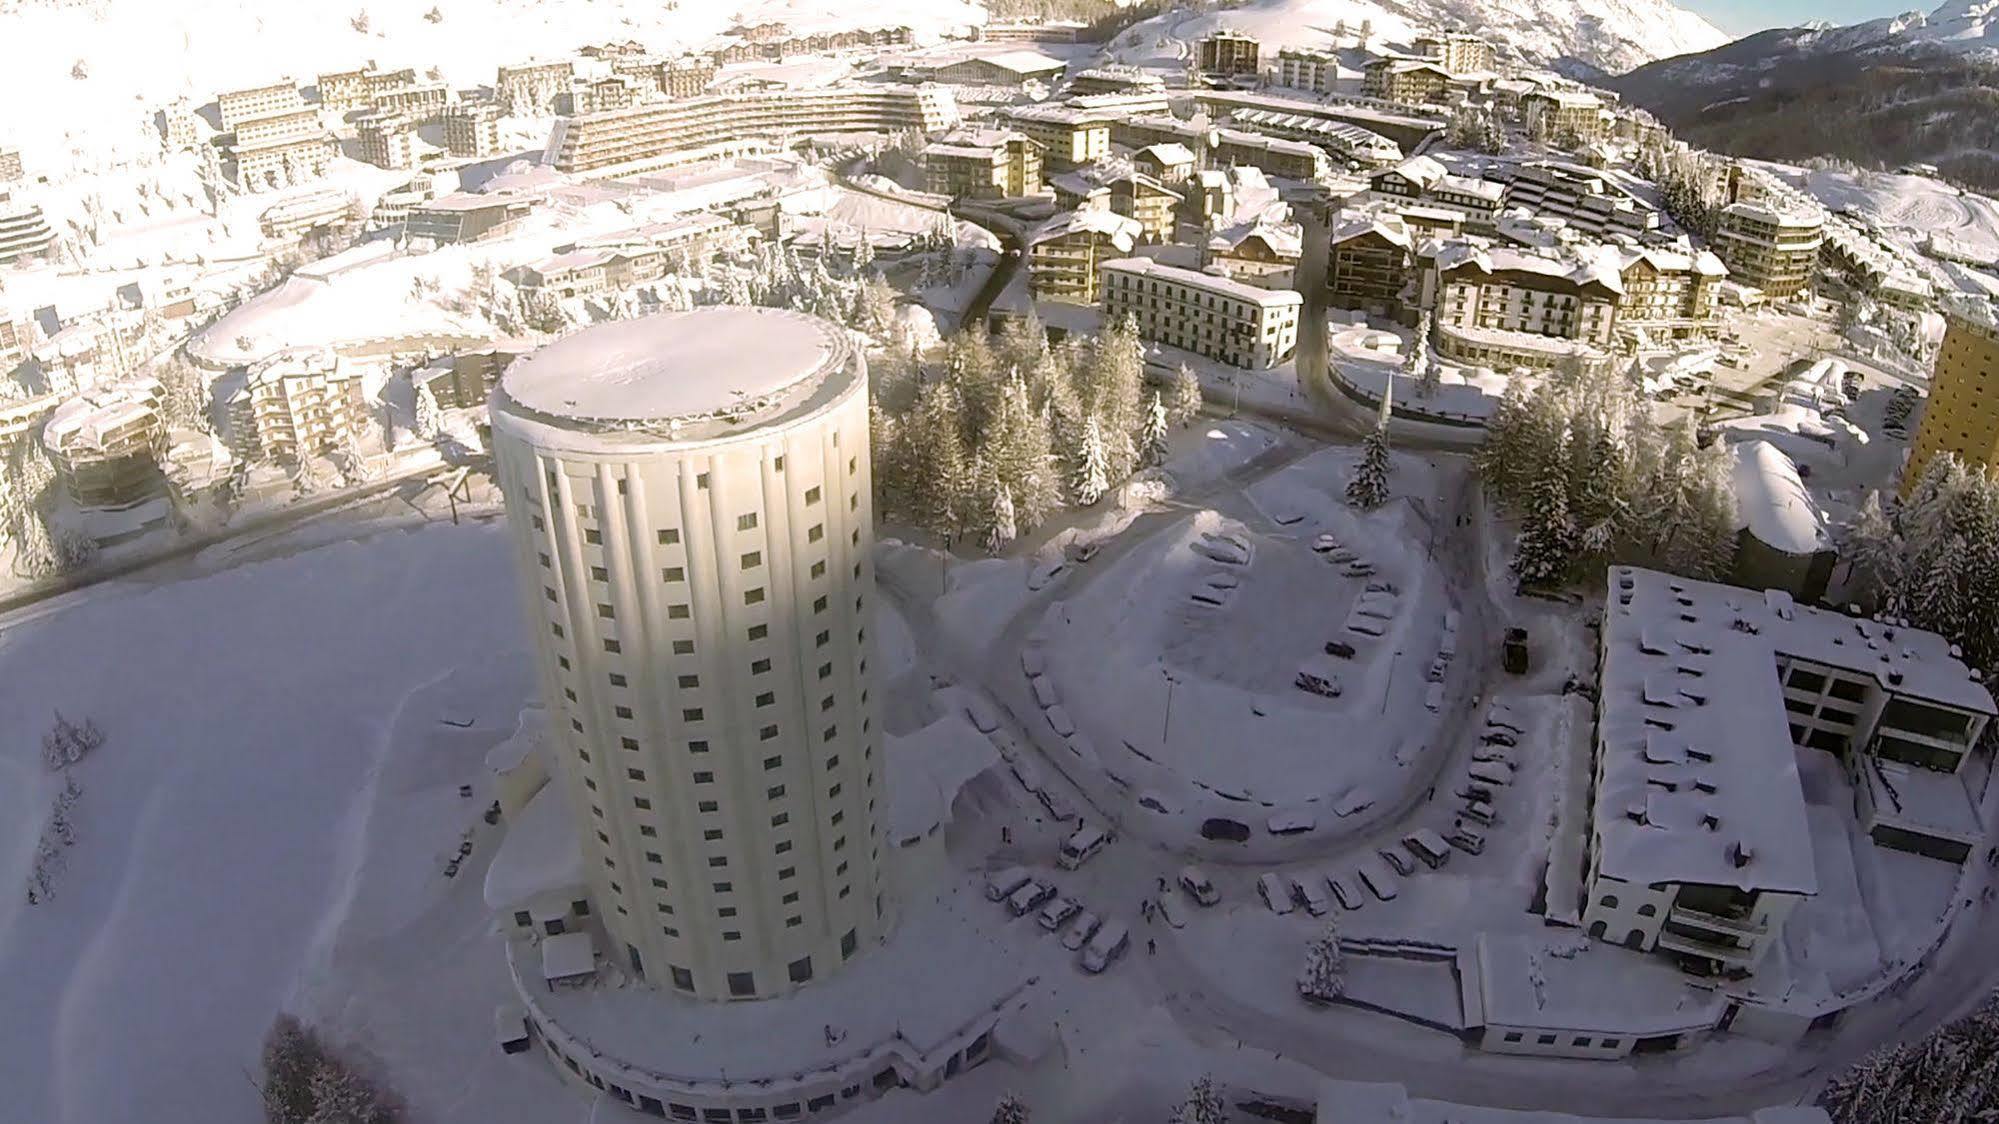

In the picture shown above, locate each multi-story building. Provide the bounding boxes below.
[258,189,356,240]
[1204,219,1303,289]
[513,214,741,299]
[1226,107,1403,170]
[1274,47,1340,95]
[0,307,36,370]
[0,188,56,265]
[406,192,538,244]
[1362,58,1453,106]
[1118,115,1332,182]
[1414,31,1496,74]
[1904,297,1999,493]
[418,342,531,410]
[317,65,420,113]
[1028,209,1141,304]
[1417,241,1622,368]
[1713,202,1824,300]
[1068,65,1166,98]
[372,83,449,122]
[1367,156,1503,225]
[0,148,20,182]
[1000,103,1114,171]
[1196,29,1261,82]
[488,307,888,1002]
[354,110,415,170]
[1613,246,1727,342]
[1191,90,1448,154]
[441,101,504,159]
[1133,142,1195,185]
[556,77,639,117]
[1100,258,1302,368]
[920,129,1044,199]
[225,347,368,464]
[926,49,1067,88]
[545,86,960,177]
[229,106,334,191]
[1522,89,1611,144]
[498,59,576,116]
[1584,568,1994,978]
[660,55,718,99]
[1498,161,1661,241]
[218,80,305,130]
[1329,212,1416,315]
[42,379,166,511]
[160,100,203,152]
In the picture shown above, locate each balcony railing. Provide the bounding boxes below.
[1655,926,1759,967]
[1667,904,1765,939]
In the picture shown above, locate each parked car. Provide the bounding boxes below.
[1038,896,1083,932]
[1057,824,1110,871]
[1472,745,1512,764]
[1081,921,1131,973]
[1179,866,1220,906]
[1343,562,1377,578]
[1062,910,1102,951]
[1326,872,1364,911]
[1038,787,1077,821]
[1448,823,1487,855]
[1311,534,1340,554]
[1258,873,1295,915]
[1424,681,1445,712]
[1031,675,1059,708]
[1296,671,1342,698]
[1156,892,1187,929]
[1427,656,1449,682]
[1377,846,1415,877]
[1456,781,1496,804]
[1404,829,1452,870]
[985,866,1032,902]
[1008,880,1057,917]
[1460,798,1498,827]
[1069,541,1101,563]
[1289,873,1332,916]
[1324,640,1357,659]
[1480,730,1517,748]
[1358,858,1399,901]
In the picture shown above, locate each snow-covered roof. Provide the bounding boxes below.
[1596,567,1996,894]
[1207,219,1303,260]
[1330,209,1413,250]
[483,780,586,913]
[1135,142,1195,167]
[42,378,161,453]
[885,710,1000,844]
[1468,933,1726,1037]
[1425,240,1626,295]
[943,48,1066,76]
[1730,440,1831,557]
[1100,257,1304,308]
[498,307,855,429]
[1028,208,1141,250]
[540,930,597,982]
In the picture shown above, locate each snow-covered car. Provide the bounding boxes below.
[1204,571,1241,590]
[1295,671,1342,698]
[1009,757,1045,794]
[1193,535,1250,566]
[1190,587,1231,608]
[1156,891,1187,929]
[1288,873,1332,916]
[1179,866,1220,906]
[1257,872,1294,915]
[1448,823,1486,855]
[1057,824,1110,870]
[1484,705,1524,735]
[1468,761,1513,787]
[1327,548,1357,564]
[1007,879,1057,917]
[1471,745,1512,765]
[1323,640,1356,659]
[1456,781,1496,804]
[1045,705,1076,738]
[1343,562,1377,578]
[1404,829,1452,870]
[963,696,1001,734]
[1460,798,1497,827]
[1326,872,1364,911]
[1038,787,1077,822]
[1357,858,1399,902]
[1366,580,1399,595]
[1031,675,1059,708]
[1069,541,1101,563]
[1062,910,1102,950]
[1027,561,1067,591]
[1348,616,1386,638]
[985,866,1033,902]
[1081,921,1130,973]
[1377,846,1415,877]
[1424,681,1445,712]
[1311,534,1340,553]
[1138,790,1176,815]
[1038,896,1083,932]
[1021,647,1046,677]
[1267,810,1316,836]
[1427,656,1449,682]
[1479,730,1518,748]
[1065,731,1100,765]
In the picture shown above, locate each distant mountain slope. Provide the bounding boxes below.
[1114,0,1729,76]
[1609,4,1999,189]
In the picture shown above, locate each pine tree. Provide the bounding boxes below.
[907,382,971,541]
[1080,317,1145,480]
[1140,391,1170,468]
[1347,380,1392,511]
[158,358,212,432]
[987,370,1061,530]
[13,508,58,580]
[1072,415,1111,506]
[979,460,1016,556]
[1170,1076,1227,1124]
[262,1014,330,1124]
[990,1092,1030,1124]
[305,1063,392,1124]
[1409,311,1439,399]
[1514,469,1578,587]
[1297,917,1346,1002]
[413,382,442,441]
[1166,363,1204,428]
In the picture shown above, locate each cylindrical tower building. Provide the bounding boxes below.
[490,307,887,1001]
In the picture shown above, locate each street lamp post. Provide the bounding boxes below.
[1162,667,1177,744]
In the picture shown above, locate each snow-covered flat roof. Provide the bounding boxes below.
[1468,933,1726,1036]
[540,931,597,982]
[498,307,853,428]
[1100,256,1303,308]
[1315,1078,1830,1124]
[483,781,585,913]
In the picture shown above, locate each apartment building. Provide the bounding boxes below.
[1226,107,1403,170]
[0,307,35,370]
[1414,32,1496,74]
[1328,212,1416,315]
[1523,89,1611,143]
[0,148,19,182]
[1197,29,1261,81]
[355,111,415,170]
[1204,219,1303,289]
[1191,89,1448,153]
[1133,142,1195,185]
[372,83,449,121]
[1714,202,1824,300]
[1028,209,1141,304]
[258,189,356,240]
[1584,569,1993,979]
[1274,47,1340,95]
[1498,161,1660,241]
[229,106,334,191]
[921,129,1044,199]
[513,216,738,298]
[1368,156,1503,225]
[1068,65,1166,98]
[317,65,419,113]
[1904,297,1999,493]
[1362,58,1453,106]
[556,77,640,117]
[1417,241,1622,368]
[662,56,720,99]
[0,188,56,265]
[1117,115,1331,183]
[418,342,530,410]
[1614,246,1727,342]
[1105,174,1183,242]
[497,59,575,116]
[544,86,960,177]
[226,347,369,464]
[160,100,203,152]
[218,80,305,130]
[980,21,1084,44]
[1100,258,1302,369]
[441,102,504,159]
[1001,103,1114,170]
[927,49,1067,88]
[43,378,166,511]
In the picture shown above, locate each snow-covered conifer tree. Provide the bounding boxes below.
[1140,391,1170,468]
[1071,416,1110,507]
[1410,311,1439,398]
[1513,470,1578,586]
[1347,381,1392,511]
[1167,363,1204,428]
[982,473,1016,556]
[990,1092,1030,1124]
[1297,917,1346,1002]
[1169,1076,1227,1124]
[413,382,442,441]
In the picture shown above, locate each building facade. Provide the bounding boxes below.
[1100,258,1302,369]
[318,65,420,113]
[1028,209,1140,304]
[1362,59,1452,106]
[354,111,415,170]
[225,347,369,464]
[1000,103,1113,171]
[488,307,888,1002]
[1197,29,1261,81]
[1522,90,1610,143]
[499,60,576,116]
[441,102,504,159]
[161,101,203,152]
[0,189,56,265]
[1328,214,1415,316]
[43,379,166,511]
[921,130,1044,199]
[1274,47,1339,94]
[1414,31,1496,74]
[218,80,305,130]
[1714,202,1824,300]
[1905,297,1999,493]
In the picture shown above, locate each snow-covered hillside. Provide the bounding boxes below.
[1113,0,1729,76]
[1794,0,1999,57]
[0,0,983,172]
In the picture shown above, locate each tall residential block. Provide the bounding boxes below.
[1905,297,1999,495]
[489,307,888,1001]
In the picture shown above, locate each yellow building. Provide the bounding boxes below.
[1905,298,1999,495]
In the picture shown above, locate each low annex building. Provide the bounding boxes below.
[1584,568,1994,979]
[1099,257,1302,369]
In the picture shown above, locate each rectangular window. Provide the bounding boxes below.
[614,705,633,719]
[760,725,779,741]
[779,866,797,880]
[689,740,709,753]
[626,768,645,781]
[811,561,826,579]
[808,524,824,543]
[752,658,772,675]
[814,596,828,613]
[742,551,762,570]
[662,566,685,582]
[590,566,608,582]
[738,513,758,531]
[764,755,783,770]
[771,812,789,827]
[707,856,727,868]
[756,692,776,708]
[672,639,695,655]
[713,881,732,894]
[668,604,690,620]
[767,785,786,799]
[585,529,602,545]
[697,800,718,812]
[816,631,830,648]
[603,639,621,653]
[696,473,710,489]
[805,486,822,505]
[745,588,765,605]
[693,771,714,784]
[610,673,627,688]
[678,674,699,689]
[683,708,704,722]
[658,529,680,545]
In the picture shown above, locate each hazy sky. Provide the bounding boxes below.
[1680,0,1932,35]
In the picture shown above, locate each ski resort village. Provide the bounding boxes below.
[12,0,1999,1122]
